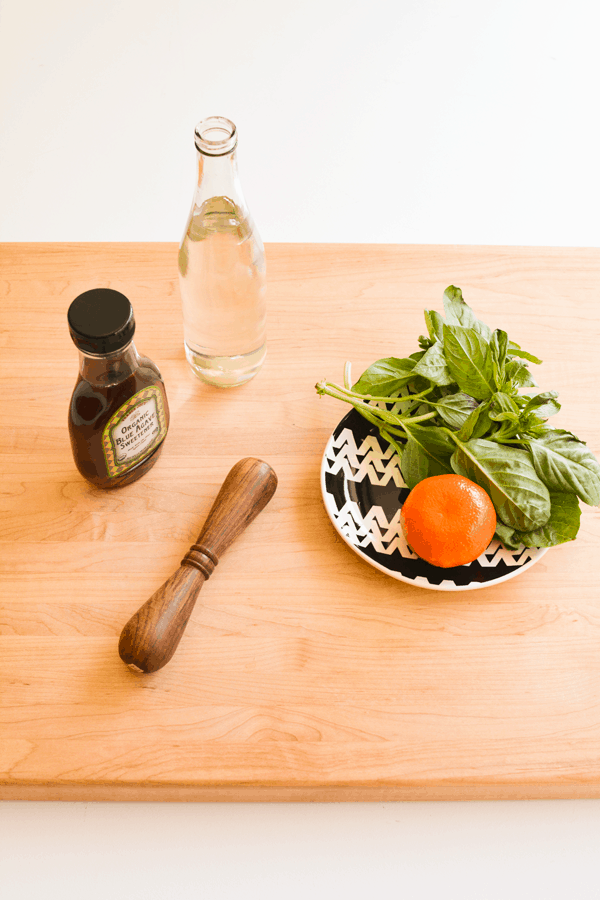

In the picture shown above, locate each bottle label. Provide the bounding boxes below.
[102,385,167,478]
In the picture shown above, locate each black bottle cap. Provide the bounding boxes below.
[68,289,136,355]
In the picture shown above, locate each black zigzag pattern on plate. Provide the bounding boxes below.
[322,407,540,588]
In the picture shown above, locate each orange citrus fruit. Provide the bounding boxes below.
[400,474,496,568]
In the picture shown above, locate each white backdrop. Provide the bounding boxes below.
[2,0,600,245]
[2,1,600,898]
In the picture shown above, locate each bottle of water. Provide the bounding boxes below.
[178,117,267,387]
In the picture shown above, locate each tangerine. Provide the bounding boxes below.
[400,474,496,568]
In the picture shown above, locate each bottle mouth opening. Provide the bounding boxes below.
[194,116,237,156]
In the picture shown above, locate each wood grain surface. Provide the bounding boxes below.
[1,242,599,801]
[118,457,278,673]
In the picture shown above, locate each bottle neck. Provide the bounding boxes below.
[194,149,247,212]
[79,341,140,387]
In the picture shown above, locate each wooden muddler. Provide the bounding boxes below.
[118,457,278,673]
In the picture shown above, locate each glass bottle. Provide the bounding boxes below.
[67,288,170,488]
[178,116,267,387]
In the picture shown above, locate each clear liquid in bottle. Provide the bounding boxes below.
[178,119,266,387]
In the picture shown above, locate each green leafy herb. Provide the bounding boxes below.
[455,399,492,441]
[494,492,581,549]
[494,521,522,550]
[426,392,480,430]
[443,286,492,340]
[489,392,520,423]
[401,436,431,489]
[442,324,495,400]
[507,341,543,365]
[315,285,600,551]
[505,359,538,389]
[450,438,551,531]
[400,421,456,463]
[352,357,416,397]
[412,342,454,386]
[490,329,508,390]
[528,429,600,506]
[521,391,560,419]
[424,309,445,342]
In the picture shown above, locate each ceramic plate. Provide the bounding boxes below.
[321,407,548,592]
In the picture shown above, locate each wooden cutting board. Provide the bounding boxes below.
[1,243,599,801]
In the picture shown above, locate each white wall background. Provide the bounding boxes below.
[1,0,599,245]
[2,1,600,897]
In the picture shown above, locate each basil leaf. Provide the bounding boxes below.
[424,309,445,342]
[456,399,493,441]
[471,406,494,439]
[431,392,480,430]
[400,422,455,481]
[401,437,430,490]
[522,391,561,420]
[380,429,405,463]
[443,286,492,340]
[516,492,581,547]
[178,241,189,277]
[505,359,538,388]
[494,521,522,550]
[352,357,416,397]
[507,340,542,365]
[534,401,560,419]
[413,375,436,394]
[399,423,455,490]
[451,438,551,530]
[496,492,581,549]
[442,324,495,400]
[490,329,508,389]
[528,429,600,506]
[404,422,455,454]
[489,392,520,423]
[412,341,454,386]
[521,414,551,437]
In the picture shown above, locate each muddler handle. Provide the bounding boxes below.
[118,457,278,673]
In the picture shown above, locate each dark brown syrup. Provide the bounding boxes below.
[68,355,169,489]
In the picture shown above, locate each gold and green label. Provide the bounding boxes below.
[102,385,167,478]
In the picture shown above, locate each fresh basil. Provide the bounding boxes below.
[522,391,561,420]
[505,359,538,389]
[443,286,492,340]
[399,422,455,487]
[507,341,542,365]
[494,521,522,550]
[424,309,445,342]
[456,399,493,441]
[429,392,480,430]
[442,324,495,400]
[401,422,455,458]
[316,284,600,552]
[528,429,600,506]
[412,341,454,386]
[401,436,431,489]
[450,438,551,531]
[494,492,581,549]
[490,329,508,389]
[489,392,520,423]
[352,357,416,396]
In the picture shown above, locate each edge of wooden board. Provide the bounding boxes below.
[3,782,600,802]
